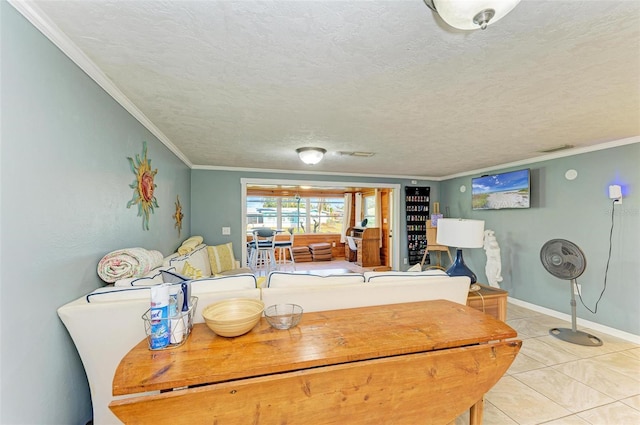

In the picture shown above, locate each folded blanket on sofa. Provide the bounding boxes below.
[178,236,204,255]
[97,248,164,283]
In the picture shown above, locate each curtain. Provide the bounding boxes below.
[375,189,382,247]
[341,193,353,243]
[355,192,363,225]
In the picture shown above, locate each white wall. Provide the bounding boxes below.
[1,3,190,423]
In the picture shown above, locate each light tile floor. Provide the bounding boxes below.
[288,260,639,424]
[455,303,640,425]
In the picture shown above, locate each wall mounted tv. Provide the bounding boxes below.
[472,169,530,210]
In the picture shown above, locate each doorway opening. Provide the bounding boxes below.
[241,178,401,271]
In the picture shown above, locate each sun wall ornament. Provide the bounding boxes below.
[173,195,184,237]
[126,141,158,230]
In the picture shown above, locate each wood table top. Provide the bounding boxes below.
[113,299,517,396]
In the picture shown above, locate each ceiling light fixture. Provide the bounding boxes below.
[424,0,521,30]
[296,147,326,165]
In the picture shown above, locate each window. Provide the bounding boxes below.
[247,195,344,234]
[363,194,376,227]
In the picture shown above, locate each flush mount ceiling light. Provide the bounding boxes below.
[296,147,326,165]
[424,0,521,30]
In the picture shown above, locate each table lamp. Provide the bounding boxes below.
[436,218,485,284]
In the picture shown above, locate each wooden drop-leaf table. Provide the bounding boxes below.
[110,300,521,424]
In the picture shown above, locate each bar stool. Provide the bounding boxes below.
[250,228,276,275]
[273,231,295,271]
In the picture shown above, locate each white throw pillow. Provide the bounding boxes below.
[167,244,212,277]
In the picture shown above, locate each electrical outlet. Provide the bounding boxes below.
[574,283,582,296]
[222,227,231,235]
[403,258,408,265]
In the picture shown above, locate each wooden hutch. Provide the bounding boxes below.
[345,226,381,267]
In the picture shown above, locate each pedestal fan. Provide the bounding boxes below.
[540,239,603,346]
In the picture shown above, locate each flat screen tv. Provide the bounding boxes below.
[472,169,530,210]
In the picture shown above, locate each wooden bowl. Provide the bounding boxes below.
[202,298,264,337]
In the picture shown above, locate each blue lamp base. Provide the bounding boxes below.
[445,249,477,284]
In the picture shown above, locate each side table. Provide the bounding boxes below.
[467,284,508,322]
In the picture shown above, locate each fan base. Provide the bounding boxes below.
[550,328,603,346]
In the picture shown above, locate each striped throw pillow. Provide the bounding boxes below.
[207,243,237,274]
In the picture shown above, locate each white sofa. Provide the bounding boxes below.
[58,270,470,425]
[112,243,252,287]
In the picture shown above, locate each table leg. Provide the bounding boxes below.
[469,396,484,425]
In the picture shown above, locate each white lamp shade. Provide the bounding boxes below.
[436,218,485,248]
[296,147,326,165]
[433,0,521,30]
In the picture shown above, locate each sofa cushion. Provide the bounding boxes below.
[86,285,160,303]
[261,276,470,313]
[217,267,253,276]
[364,269,447,283]
[190,274,257,292]
[207,243,238,274]
[165,244,212,277]
[266,272,365,288]
[86,274,258,303]
[114,266,177,287]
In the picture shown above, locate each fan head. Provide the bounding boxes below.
[540,239,586,280]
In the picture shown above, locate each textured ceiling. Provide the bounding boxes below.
[27,0,640,178]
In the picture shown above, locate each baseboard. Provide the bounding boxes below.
[508,297,640,344]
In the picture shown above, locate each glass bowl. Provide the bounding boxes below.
[264,304,303,330]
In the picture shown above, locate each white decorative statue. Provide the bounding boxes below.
[483,229,503,288]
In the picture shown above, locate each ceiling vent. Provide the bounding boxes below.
[538,144,575,153]
[338,151,375,157]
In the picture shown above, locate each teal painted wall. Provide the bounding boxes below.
[440,143,640,335]
[1,3,190,423]
[190,169,440,267]
[3,2,638,423]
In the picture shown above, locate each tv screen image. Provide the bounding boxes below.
[472,169,530,210]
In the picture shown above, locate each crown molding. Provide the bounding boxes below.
[440,136,640,181]
[191,164,440,182]
[8,0,193,168]
[194,136,639,181]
